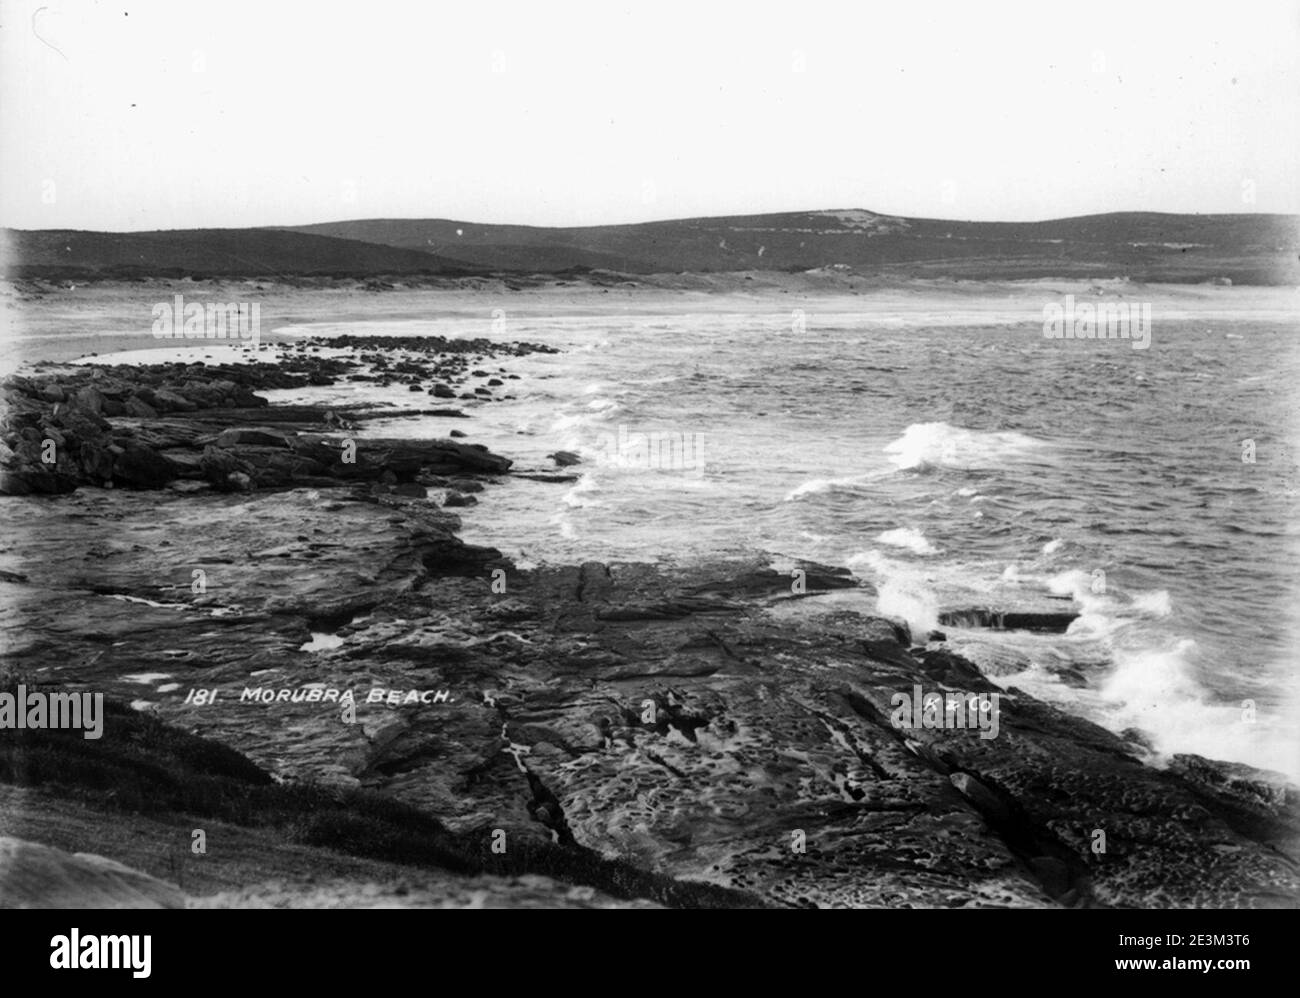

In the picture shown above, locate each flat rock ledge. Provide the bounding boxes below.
[1,358,1296,908]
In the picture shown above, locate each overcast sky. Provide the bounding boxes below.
[2,0,1297,231]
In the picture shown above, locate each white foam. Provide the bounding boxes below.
[1047,569,1093,599]
[787,477,833,500]
[1093,639,1295,775]
[848,549,940,636]
[1130,589,1173,617]
[561,474,602,508]
[784,473,874,501]
[1102,638,1201,706]
[884,421,1047,472]
[876,527,937,555]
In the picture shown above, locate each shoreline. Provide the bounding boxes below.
[5,275,1297,372]
[1,342,1297,908]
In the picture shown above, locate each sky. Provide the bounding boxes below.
[1,0,1297,231]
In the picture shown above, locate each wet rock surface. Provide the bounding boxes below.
[2,494,1297,907]
[2,359,1297,908]
[0,346,536,495]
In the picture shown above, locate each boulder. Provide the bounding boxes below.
[112,441,176,489]
[152,389,198,413]
[72,386,106,415]
[78,441,116,483]
[124,396,159,419]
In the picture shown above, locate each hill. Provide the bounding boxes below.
[287,209,1300,284]
[1,227,473,280]
[4,209,1297,284]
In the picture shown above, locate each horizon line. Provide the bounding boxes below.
[5,205,1299,236]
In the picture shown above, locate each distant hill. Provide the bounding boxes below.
[287,209,1300,284]
[1,227,472,280]
[5,209,1297,284]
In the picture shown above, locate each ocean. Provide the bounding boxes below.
[64,289,1300,779]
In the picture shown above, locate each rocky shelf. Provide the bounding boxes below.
[1,356,1297,908]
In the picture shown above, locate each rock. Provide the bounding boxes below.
[950,772,1011,823]
[548,451,581,467]
[1027,855,1073,898]
[430,384,456,398]
[214,427,292,449]
[3,493,1298,909]
[112,441,176,489]
[124,396,158,419]
[152,389,198,413]
[938,608,1078,632]
[199,446,252,489]
[0,468,77,495]
[78,441,116,483]
[443,490,476,507]
[72,386,106,415]
[5,351,1297,911]
[0,837,185,908]
[1169,754,1299,845]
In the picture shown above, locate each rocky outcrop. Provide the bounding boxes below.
[2,348,1295,909]
[938,605,1079,632]
[0,357,517,495]
[2,490,1295,908]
